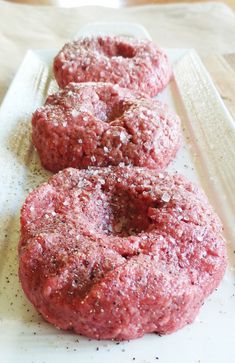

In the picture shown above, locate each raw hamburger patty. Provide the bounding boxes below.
[32,82,181,172]
[53,36,171,97]
[19,167,227,340]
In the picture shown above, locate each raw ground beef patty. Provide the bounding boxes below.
[19,167,227,340]
[53,36,171,97]
[32,82,181,172]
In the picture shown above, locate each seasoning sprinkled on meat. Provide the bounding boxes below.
[32,82,181,172]
[53,36,171,97]
[19,167,227,340]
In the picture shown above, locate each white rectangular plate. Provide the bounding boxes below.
[0,23,235,363]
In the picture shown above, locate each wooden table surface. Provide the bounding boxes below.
[123,0,235,10]
[3,1,235,123]
[6,0,235,10]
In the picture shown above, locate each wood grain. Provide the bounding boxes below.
[121,0,235,11]
[5,0,235,10]
[2,1,235,124]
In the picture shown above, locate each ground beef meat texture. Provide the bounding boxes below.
[32,82,181,172]
[53,36,171,97]
[19,167,227,341]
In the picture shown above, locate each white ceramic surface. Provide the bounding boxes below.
[0,23,234,363]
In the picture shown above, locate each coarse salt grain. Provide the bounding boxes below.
[120,131,127,143]
[169,237,175,244]
[119,162,125,167]
[103,146,109,153]
[196,235,203,242]
[71,109,80,117]
[161,192,171,203]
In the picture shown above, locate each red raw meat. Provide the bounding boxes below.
[19,167,227,340]
[32,82,181,172]
[53,36,171,97]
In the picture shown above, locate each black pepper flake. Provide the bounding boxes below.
[155,357,159,360]
[96,347,99,351]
